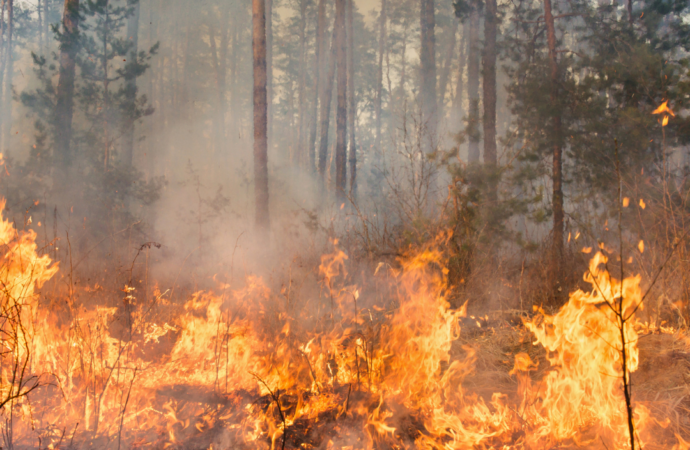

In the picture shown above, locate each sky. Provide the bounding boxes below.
[355,0,379,19]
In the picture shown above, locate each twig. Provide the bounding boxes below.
[117,368,137,450]
[68,422,79,449]
[250,372,287,450]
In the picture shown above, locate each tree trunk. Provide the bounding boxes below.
[318,25,337,182]
[210,22,222,151]
[38,0,44,52]
[335,0,347,201]
[544,0,564,279]
[122,0,140,168]
[102,0,110,171]
[266,0,273,152]
[55,0,79,188]
[438,17,458,120]
[374,0,386,159]
[253,0,269,229]
[297,0,307,166]
[483,0,497,200]
[397,24,408,111]
[209,3,230,158]
[229,7,239,142]
[420,0,437,151]
[451,24,467,134]
[44,0,49,51]
[467,8,480,163]
[308,0,326,173]
[2,0,12,154]
[347,0,356,196]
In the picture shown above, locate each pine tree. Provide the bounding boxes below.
[335,0,347,201]
[253,0,269,229]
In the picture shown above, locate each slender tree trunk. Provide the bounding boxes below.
[209,3,230,159]
[0,0,7,119]
[420,0,437,151]
[181,16,192,123]
[438,17,458,120]
[210,22,222,152]
[102,0,110,171]
[296,0,307,166]
[55,0,80,188]
[308,0,326,173]
[451,24,467,134]
[146,0,155,175]
[2,0,12,153]
[398,25,408,110]
[318,25,337,182]
[230,8,239,142]
[38,0,44,52]
[122,0,140,168]
[44,0,49,50]
[335,0,347,201]
[374,0,386,159]
[347,0,356,196]
[544,0,564,279]
[467,8,480,163]
[253,0,269,229]
[483,0,497,200]
[266,0,273,152]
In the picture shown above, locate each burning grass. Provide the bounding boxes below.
[0,201,688,449]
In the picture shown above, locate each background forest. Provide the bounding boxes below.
[0,0,688,314]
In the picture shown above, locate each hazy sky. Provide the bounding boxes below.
[355,0,379,16]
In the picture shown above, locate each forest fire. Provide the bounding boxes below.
[0,200,684,449]
[0,0,686,446]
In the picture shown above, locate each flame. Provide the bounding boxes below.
[652,100,675,117]
[0,202,683,449]
[521,252,649,448]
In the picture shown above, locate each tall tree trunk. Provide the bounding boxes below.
[102,0,110,171]
[398,25,408,111]
[266,0,273,152]
[181,16,192,124]
[2,0,12,153]
[0,0,7,123]
[210,23,222,152]
[438,18,458,121]
[229,7,239,142]
[308,0,326,173]
[483,0,497,200]
[253,0,269,229]
[122,0,140,168]
[451,24,467,134]
[420,0,437,151]
[209,3,230,158]
[38,0,44,52]
[318,25,337,182]
[544,0,563,279]
[296,0,307,166]
[55,0,79,188]
[374,0,386,159]
[44,0,49,50]
[467,8,480,163]
[335,0,347,201]
[347,0,356,196]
